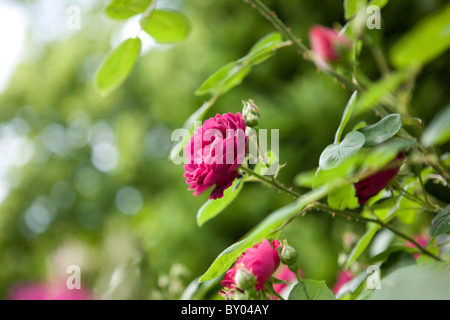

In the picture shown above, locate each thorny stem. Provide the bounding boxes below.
[240,166,300,199]
[315,204,443,262]
[241,166,443,262]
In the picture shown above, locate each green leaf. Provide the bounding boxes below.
[141,9,190,43]
[327,184,359,210]
[199,186,331,282]
[197,177,245,227]
[94,38,142,95]
[390,4,450,68]
[344,0,367,20]
[429,204,450,237]
[195,32,285,97]
[396,196,419,225]
[369,244,417,264]
[243,32,284,65]
[370,263,450,299]
[369,0,389,9]
[335,91,358,144]
[104,0,152,20]
[289,280,335,300]
[345,224,379,269]
[421,104,450,147]
[195,62,252,96]
[319,131,365,170]
[354,71,406,115]
[358,113,403,147]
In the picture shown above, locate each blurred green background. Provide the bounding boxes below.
[0,0,448,299]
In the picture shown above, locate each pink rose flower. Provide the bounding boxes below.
[309,25,351,69]
[221,239,281,292]
[332,270,353,294]
[184,112,248,200]
[7,281,93,300]
[354,152,404,204]
[406,234,429,259]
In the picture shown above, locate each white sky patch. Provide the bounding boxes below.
[0,1,27,94]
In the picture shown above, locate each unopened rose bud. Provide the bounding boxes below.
[308,25,351,70]
[279,242,298,267]
[242,100,260,128]
[234,266,256,291]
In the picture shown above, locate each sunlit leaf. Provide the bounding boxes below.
[354,71,406,115]
[327,184,359,210]
[195,62,251,96]
[390,4,450,68]
[345,224,379,268]
[344,0,367,20]
[141,9,190,43]
[94,38,142,95]
[104,0,152,20]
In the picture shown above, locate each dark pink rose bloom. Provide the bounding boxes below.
[7,281,93,300]
[354,152,404,204]
[333,270,353,294]
[309,25,351,69]
[273,265,302,296]
[406,234,429,259]
[184,112,248,200]
[221,239,282,292]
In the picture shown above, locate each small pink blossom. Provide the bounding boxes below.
[273,265,302,296]
[332,270,353,294]
[7,281,93,300]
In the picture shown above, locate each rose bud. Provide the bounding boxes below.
[234,266,257,291]
[308,25,351,70]
[184,112,248,200]
[354,152,405,204]
[242,100,260,129]
[279,242,298,267]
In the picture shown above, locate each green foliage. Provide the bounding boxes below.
[105,0,152,20]
[319,131,365,170]
[94,38,142,95]
[197,177,245,227]
[141,9,190,44]
[195,32,285,97]
[288,280,335,300]
[421,104,450,147]
[429,205,450,237]
[358,113,402,147]
[390,4,450,68]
